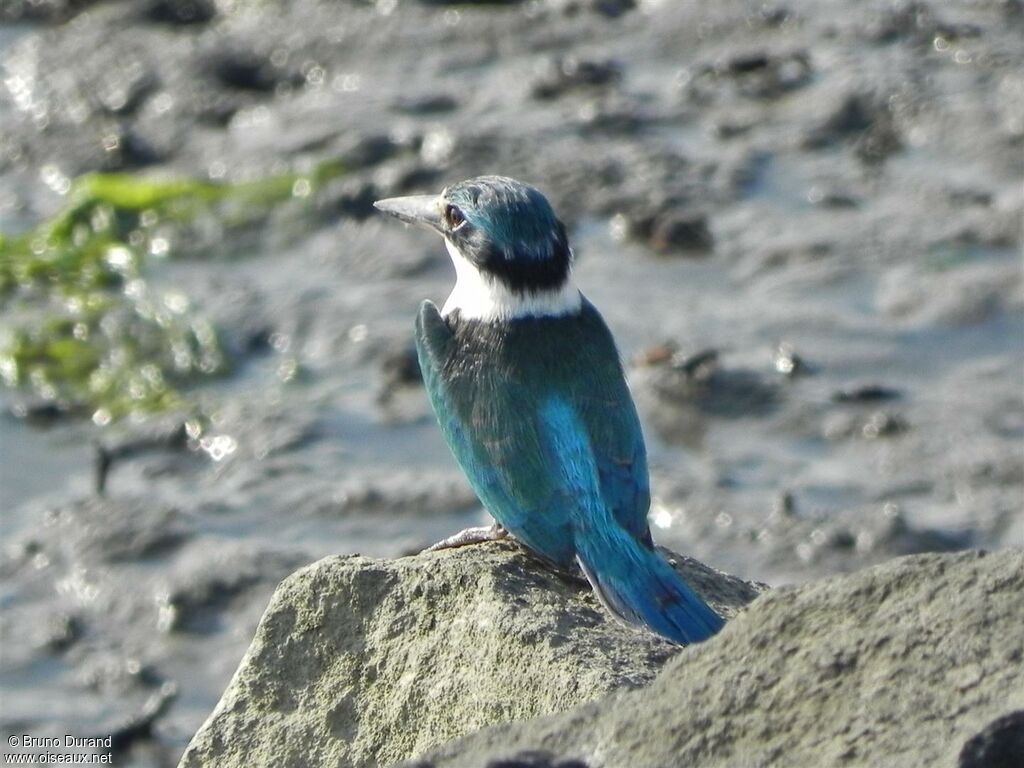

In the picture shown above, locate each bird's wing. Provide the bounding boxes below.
[569,302,652,545]
[539,394,724,645]
[415,300,575,565]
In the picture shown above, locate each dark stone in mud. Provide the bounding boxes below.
[589,0,636,18]
[805,93,875,142]
[0,0,98,22]
[667,347,719,377]
[142,0,216,26]
[613,201,713,256]
[854,120,903,164]
[202,49,298,94]
[832,384,901,403]
[862,2,983,46]
[6,399,86,424]
[863,2,938,44]
[1003,0,1024,19]
[959,710,1024,768]
[547,0,635,17]
[635,354,781,447]
[393,93,460,115]
[645,352,780,418]
[753,499,971,572]
[37,612,84,654]
[379,162,446,196]
[808,187,860,208]
[726,52,773,75]
[631,342,680,368]
[319,176,381,221]
[803,93,903,164]
[649,210,713,254]
[95,422,190,495]
[713,118,756,139]
[862,410,907,439]
[773,343,812,378]
[575,99,650,136]
[682,49,812,102]
[419,0,523,5]
[531,57,622,100]
[378,344,423,403]
[193,93,244,127]
[242,325,275,354]
[344,133,406,169]
[96,67,159,116]
[105,681,179,756]
[823,409,910,440]
[98,124,164,170]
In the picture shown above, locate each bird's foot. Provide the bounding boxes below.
[423,522,508,553]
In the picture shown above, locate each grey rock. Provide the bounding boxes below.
[413,550,1024,768]
[179,541,761,768]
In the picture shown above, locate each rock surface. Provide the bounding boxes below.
[408,549,1024,768]
[179,541,761,768]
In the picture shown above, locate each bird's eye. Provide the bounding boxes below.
[445,205,466,231]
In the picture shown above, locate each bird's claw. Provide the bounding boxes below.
[423,523,508,552]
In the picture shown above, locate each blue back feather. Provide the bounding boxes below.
[415,299,723,645]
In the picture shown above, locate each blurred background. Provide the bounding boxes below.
[1,0,1022,764]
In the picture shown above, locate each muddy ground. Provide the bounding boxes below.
[1,0,1022,764]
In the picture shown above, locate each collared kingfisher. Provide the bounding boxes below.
[374,176,723,645]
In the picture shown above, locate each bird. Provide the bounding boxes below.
[374,176,724,646]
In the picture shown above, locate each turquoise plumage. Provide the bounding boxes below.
[415,298,723,645]
[376,176,724,645]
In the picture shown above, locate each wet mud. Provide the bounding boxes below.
[1,0,1022,763]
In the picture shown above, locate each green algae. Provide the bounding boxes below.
[0,161,347,422]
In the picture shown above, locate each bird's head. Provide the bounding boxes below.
[375,176,579,321]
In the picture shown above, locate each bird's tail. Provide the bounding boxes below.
[575,526,724,646]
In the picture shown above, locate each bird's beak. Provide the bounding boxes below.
[373,195,444,234]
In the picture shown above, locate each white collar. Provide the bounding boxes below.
[440,240,582,322]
